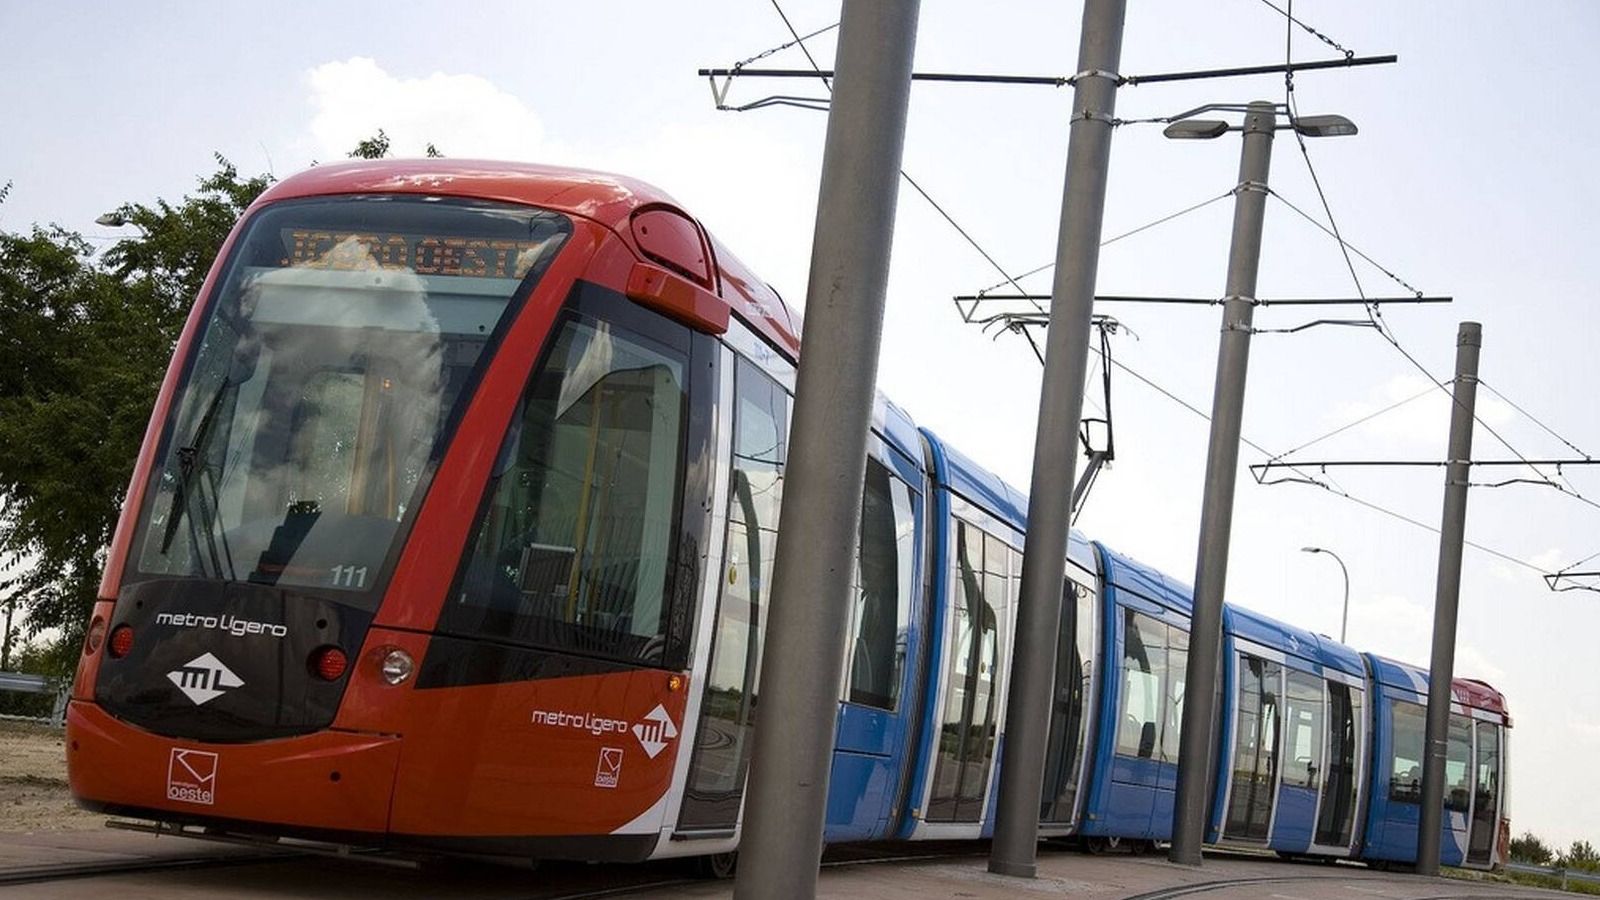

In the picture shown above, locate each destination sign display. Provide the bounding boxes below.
[278,229,549,279]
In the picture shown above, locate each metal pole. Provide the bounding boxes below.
[1334,553,1349,644]
[1169,100,1277,866]
[1415,321,1481,876]
[731,3,920,898]
[988,0,1126,879]
[1302,547,1350,643]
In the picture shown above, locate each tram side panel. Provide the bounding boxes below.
[1077,546,1196,843]
[1358,655,1511,870]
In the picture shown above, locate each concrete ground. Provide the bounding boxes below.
[0,829,1567,899]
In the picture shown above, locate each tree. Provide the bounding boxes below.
[346,128,444,160]
[1511,832,1555,866]
[1563,839,1600,872]
[0,132,434,674]
[0,156,271,672]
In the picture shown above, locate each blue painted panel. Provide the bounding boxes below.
[1273,784,1317,852]
[927,431,1027,530]
[1229,605,1363,678]
[824,750,894,841]
[1208,627,1238,842]
[835,703,894,756]
[1368,654,1432,697]
[1150,776,1175,841]
[1099,780,1157,838]
[1098,546,1193,617]
[878,396,922,471]
[896,439,952,840]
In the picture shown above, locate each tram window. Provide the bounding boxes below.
[1284,670,1324,790]
[455,316,688,662]
[846,459,913,710]
[292,371,365,513]
[1117,611,1164,759]
[1446,714,1473,812]
[1475,724,1500,808]
[1389,701,1426,803]
[1161,627,1188,763]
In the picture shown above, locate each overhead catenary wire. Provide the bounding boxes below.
[974,189,1237,295]
[760,0,1047,317]
[739,0,1554,581]
[1267,5,1600,527]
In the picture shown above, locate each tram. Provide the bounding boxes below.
[66,159,1509,871]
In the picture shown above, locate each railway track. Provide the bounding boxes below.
[0,848,295,888]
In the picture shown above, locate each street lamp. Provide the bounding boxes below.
[1168,100,1359,865]
[1302,546,1350,643]
[94,212,128,227]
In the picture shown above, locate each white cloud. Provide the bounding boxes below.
[1323,373,1516,451]
[301,57,557,162]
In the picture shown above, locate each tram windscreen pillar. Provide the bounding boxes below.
[1169,100,1277,866]
[731,2,920,898]
[1415,321,1480,876]
[988,0,1126,880]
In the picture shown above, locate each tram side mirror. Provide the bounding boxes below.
[1138,722,1157,758]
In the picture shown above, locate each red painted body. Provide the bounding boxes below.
[69,159,794,852]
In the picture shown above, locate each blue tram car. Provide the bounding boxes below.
[70,161,1509,872]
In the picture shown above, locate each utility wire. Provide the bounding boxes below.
[975,189,1237,295]
[733,20,838,71]
[1256,0,1356,60]
[1272,6,1600,522]
[1103,348,1546,574]
[764,0,1044,314]
[1477,378,1594,462]
[1268,383,1440,463]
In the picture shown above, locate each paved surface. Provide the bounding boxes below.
[0,830,1566,899]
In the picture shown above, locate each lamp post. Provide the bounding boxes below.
[1302,546,1350,643]
[1166,100,1358,866]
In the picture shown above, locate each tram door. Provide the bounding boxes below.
[1224,654,1282,841]
[1314,682,1363,848]
[1040,577,1096,824]
[1466,722,1501,866]
[926,521,1008,822]
[678,360,787,832]
[1276,670,1325,847]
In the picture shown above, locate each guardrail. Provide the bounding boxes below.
[1507,861,1600,890]
[0,671,68,727]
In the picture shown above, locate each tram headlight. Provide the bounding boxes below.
[380,648,414,686]
[84,616,107,655]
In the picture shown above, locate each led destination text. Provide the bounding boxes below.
[280,229,546,279]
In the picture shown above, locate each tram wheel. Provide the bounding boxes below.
[690,851,739,880]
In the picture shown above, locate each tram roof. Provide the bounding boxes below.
[254,159,801,358]
[920,430,1096,574]
[1366,654,1510,718]
[1227,604,1366,677]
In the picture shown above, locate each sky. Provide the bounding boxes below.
[4,0,1597,850]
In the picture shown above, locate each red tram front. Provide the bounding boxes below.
[67,160,798,861]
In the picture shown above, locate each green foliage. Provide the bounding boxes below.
[348,128,392,160]
[346,129,444,160]
[1563,840,1600,872]
[1,135,437,672]
[1514,831,1556,865]
[0,157,270,670]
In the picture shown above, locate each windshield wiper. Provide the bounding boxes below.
[158,380,236,579]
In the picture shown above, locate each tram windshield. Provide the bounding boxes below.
[131,196,571,599]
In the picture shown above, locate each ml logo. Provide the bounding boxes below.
[631,704,679,759]
[167,652,244,706]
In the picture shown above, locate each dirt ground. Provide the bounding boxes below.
[0,719,106,833]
